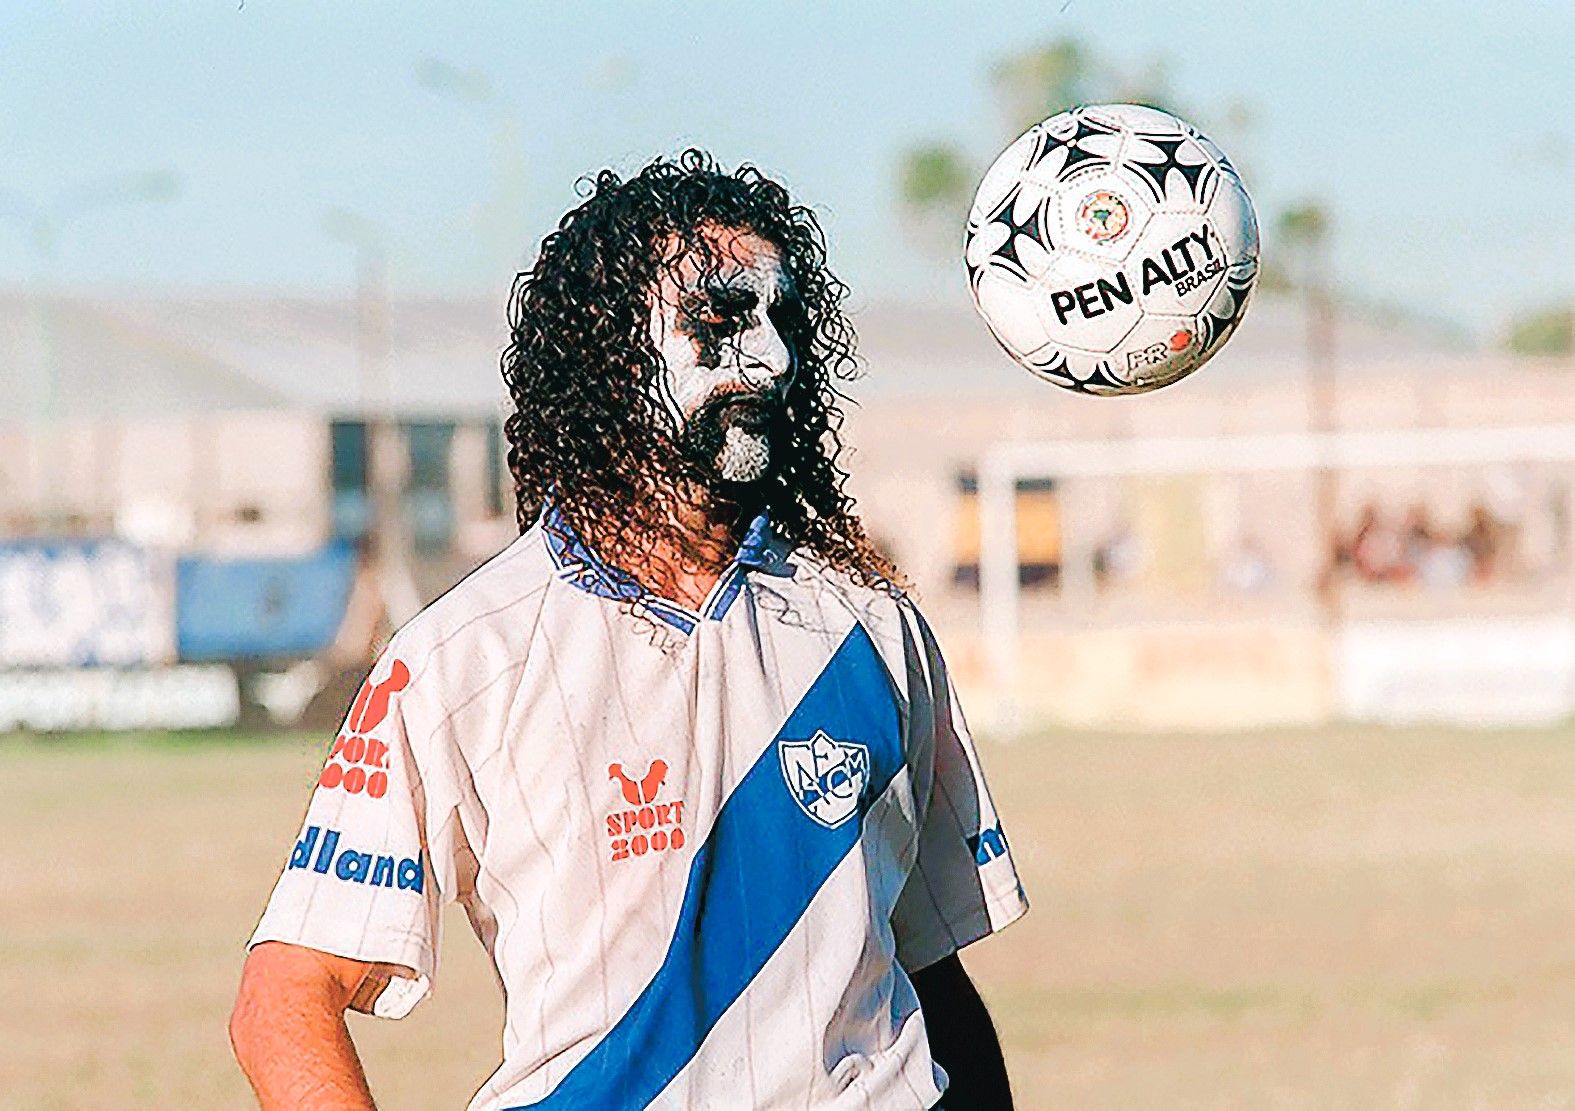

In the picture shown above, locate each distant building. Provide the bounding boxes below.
[0,292,515,586]
[4,287,1572,729]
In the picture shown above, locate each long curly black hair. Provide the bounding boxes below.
[501,149,898,595]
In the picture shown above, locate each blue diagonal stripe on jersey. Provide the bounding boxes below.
[509,622,904,1110]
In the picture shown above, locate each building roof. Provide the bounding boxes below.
[844,294,1477,399]
[0,291,289,419]
[0,288,511,423]
[0,285,1481,423]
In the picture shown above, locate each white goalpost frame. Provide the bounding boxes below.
[976,422,1575,728]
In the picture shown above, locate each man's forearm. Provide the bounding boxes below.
[231,946,379,1110]
[912,954,1013,1110]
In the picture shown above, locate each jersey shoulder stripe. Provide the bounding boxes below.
[506,622,903,1110]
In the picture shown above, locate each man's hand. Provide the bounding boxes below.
[229,941,399,1110]
[911,953,1014,1111]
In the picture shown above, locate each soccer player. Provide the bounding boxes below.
[230,150,1028,1111]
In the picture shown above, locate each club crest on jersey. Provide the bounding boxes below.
[779,730,869,829]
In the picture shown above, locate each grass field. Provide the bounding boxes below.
[2,726,1573,1109]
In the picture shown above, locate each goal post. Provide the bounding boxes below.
[975,423,1575,730]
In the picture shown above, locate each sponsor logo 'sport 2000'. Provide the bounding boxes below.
[606,759,687,861]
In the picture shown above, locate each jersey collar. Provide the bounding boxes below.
[541,502,795,633]
[732,510,796,576]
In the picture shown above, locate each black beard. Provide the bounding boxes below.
[678,391,784,486]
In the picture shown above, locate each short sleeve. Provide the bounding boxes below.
[247,645,458,1019]
[890,608,1028,973]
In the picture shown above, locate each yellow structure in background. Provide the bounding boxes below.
[951,478,1061,586]
[1129,476,1210,596]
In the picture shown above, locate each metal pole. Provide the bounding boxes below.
[326,209,421,628]
[978,450,1020,733]
[1307,228,1339,629]
[360,239,420,627]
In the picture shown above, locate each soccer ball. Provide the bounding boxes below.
[964,103,1259,395]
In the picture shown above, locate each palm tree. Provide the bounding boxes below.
[1279,202,1342,616]
[896,36,1186,259]
[989,38,1095,136]
[1278,203,1334,380]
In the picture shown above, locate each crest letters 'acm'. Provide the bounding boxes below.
[779,730,870,829]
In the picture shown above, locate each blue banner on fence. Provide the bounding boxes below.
[176,543,355,660]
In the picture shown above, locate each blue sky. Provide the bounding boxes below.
[0,1,1569,339]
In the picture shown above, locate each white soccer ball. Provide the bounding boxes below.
[964,103,1259,395]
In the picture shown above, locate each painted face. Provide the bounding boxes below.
[648,230,794,484]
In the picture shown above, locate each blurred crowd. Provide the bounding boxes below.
[986,486,1563,602]
[1327,501,1511,588]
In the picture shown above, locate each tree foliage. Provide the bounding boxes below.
[899,144,975,211]
[897,36,1185,249]
[1506,305,1574,357]
[1277,203,1330,248]
[1274,202,1333,296]
[989,39,1097,137]
[991,38,1179,136]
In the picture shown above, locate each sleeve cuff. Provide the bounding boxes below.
[245,923,436,1021]
[900,882,1030,973]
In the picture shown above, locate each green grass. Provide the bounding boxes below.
[2,726,1573,1109]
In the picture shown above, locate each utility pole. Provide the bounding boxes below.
[1280,204,1337,623]
[323,209,421,631]
[413,57,530,284]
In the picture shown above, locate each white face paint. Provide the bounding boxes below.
[648,235,793,483]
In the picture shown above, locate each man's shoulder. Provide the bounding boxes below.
[786,554,922,635]
[392,528,557,660]
[787,551,907,602]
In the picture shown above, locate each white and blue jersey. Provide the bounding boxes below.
[249,509,1028,1110]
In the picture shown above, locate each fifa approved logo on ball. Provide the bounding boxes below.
[1077,190,1130,243]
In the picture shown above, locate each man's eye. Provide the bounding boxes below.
[684,308,748,338]
[707,314,749,336]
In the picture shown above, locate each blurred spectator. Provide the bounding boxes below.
[1093,521,1142,590]
[1330,498,1522,589]
[1415,536,1472,589]
[1219,535,1274,594]
[1461,501,1502,582]
[1349,503,1406,583]
[1400,503,1438,579]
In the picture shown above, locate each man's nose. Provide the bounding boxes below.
[737,328,791,386]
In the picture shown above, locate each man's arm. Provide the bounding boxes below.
[229,941,399,1111]
[911,953,1013,1111]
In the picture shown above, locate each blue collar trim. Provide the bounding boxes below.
[733,512,796,577]
[541,504,795,632]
